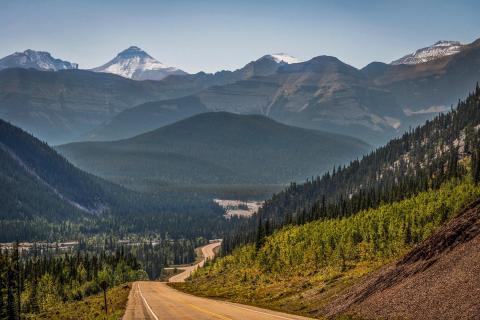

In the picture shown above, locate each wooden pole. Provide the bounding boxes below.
[103,288,108,318]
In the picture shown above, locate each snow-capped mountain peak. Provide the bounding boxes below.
[391,40,464,65]
[92,46,187,80]
[0,49,78,71]
[263,53,302,64]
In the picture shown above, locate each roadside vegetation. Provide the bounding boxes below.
[0,247,146,319]
[176,176,480,317]
[34,284,131,320]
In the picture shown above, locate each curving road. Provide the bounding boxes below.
[123,241,313,319]
[168,241,221,283]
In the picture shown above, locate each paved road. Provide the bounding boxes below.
[123,241,313,319]
[123,281,313,320]
[168,241,221,283]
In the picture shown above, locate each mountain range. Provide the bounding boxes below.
[86,38,480,145]
[1,38,479,146]
[0,50,299,144]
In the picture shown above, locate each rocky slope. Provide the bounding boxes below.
[326,198,480,319]
[391,40,464,65]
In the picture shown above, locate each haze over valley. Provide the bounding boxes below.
[1,1,479,319]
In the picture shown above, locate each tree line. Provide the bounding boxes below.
[0,244,147,319]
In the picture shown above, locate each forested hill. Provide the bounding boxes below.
[0,119,225,241]
[222,84,480,253]
[58,112,369,191]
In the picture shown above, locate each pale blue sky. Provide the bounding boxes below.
[1,0,479,73]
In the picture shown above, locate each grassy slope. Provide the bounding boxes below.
[33,284,131,320]
[174,178,480,318]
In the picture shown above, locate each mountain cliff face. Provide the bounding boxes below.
[91,46,187,80]
[0,49,78,71]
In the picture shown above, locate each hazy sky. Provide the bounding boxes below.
[1,0,479,73]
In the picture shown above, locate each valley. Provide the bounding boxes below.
[1,4,479,318]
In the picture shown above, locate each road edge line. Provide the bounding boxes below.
[137,283,159,320]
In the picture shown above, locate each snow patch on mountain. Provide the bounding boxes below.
[391,41,464,65]
[265,53,302,64]
[0,49,78,71]
[92,46,187,80]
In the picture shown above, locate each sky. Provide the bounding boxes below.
[1,0,479,73]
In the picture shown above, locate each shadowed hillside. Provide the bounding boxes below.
[0,118,226,241]
[58,112,369,193]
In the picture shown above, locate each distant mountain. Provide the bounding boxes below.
[100,38,480,145]
[100,55,404,144]
[391,40,464,65]
[92,46,187,80]
[0,52,298,144]
[262,53,302,64]
[83,96,208,141]
[0,68,193,144]
[58,112,369,192]
[363,38,480,125]
[150,52,300,95]
[0,49,78,71]
[83,54,298,141]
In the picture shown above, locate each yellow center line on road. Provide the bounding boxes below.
[187,303,234,320]
[224,302,307,319]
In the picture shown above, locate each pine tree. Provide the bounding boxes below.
[473,150,480,184]
[6,269,16,320]
[26,278,38,314]
[0,275,5,320]
[255,215,264,251]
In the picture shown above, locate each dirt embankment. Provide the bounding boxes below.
[325,198,480,320]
